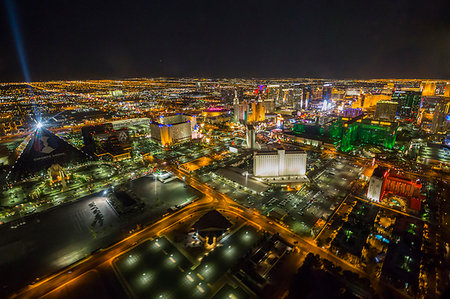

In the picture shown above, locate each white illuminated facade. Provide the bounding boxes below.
[367,176,383,202]
[367,167,387,202]
[253,150,306,177]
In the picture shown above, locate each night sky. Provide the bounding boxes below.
[1,0,449,82]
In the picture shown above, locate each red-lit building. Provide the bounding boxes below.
[383,174,423,211]
[367,166,423,211]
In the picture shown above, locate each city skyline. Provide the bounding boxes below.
[0,78,448,298]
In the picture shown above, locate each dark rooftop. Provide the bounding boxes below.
[193,210,232,232]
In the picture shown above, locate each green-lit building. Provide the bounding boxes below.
[336,117,398,152]
[292,123,324,136]
[290,116,398,152]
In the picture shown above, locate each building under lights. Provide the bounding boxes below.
[150,114,196,146]
[341,108,363,118]
[374,101,398,121]
[391,90,422,120]
[417,142,450,168]
[330,116,398,152]
[238,101,265,124]
[322,84,332,101]
[430,100,450,133]
[367,166,422,211]
[246,125,257,149]
[367,167,388,202]
[421,82,437,97]
[233,89,240,123]
[253,149,306,177]
[293,85,303,110]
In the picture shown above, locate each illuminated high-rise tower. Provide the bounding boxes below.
[445,83,450,98]
[391,90,422,120]
[293,85,303,110]
[267,85,281,107]
[431,100,450,133]
[421,82,437,96]
[246,125,256,149]
[233,89,240,123]
[323,84,332,101]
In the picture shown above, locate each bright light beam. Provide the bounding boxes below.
[5,0,31,83]
[5,0,42,123]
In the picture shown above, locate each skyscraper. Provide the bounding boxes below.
[267,85,282,107]
[391,90,422,120]
[233,89,240,123]
[375,101,398,121]
[322,84,332,101]
[431,100,450,133]
[421,82,437,97]
[282,88,294,107]
[150,114,193,146]
[293,85,303,110]
[246,125,256,149]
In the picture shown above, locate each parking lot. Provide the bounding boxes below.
[114,226,261,298]
[231,158,362,237]
[130,176,200,214]
[0,193,122,294]
[199,172,256,202]
[313,159,362,199]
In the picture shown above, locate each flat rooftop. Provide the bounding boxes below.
[216,168,269,193]
[255,149,306,156]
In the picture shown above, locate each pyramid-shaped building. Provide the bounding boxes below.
[7,128,93,181]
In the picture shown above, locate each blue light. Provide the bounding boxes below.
[375,234,390,244]
[6,0,31,83]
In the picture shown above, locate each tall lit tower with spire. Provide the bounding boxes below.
[233,89,240,123]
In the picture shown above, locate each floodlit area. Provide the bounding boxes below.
[114,227,262,298]
[114,237,196,298]
[130,176,199,213]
